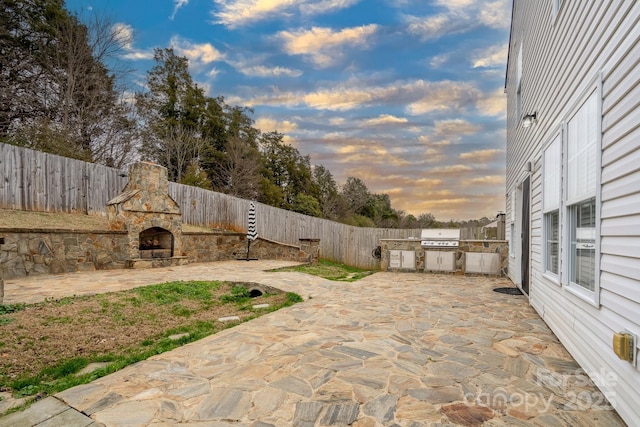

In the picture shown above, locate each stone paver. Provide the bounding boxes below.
[0,261,628,426]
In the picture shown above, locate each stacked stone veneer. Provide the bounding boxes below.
[182,234,318,263]
[299,239,321,265]
[0,230,320,280]
[0,230,129,279]
[380,239,509,276]
[107,162,183,262]
[460,240,509,276]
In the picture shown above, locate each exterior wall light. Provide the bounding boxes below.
[522,112,537,128]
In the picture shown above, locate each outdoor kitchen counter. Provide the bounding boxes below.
[379,239,509,276]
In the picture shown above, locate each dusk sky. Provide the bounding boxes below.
[65,0,510,220]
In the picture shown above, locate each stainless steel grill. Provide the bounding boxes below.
[420,229,461,248]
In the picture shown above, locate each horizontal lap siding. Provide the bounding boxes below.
[507,1,640,425]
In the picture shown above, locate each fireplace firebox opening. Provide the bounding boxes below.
[139,227,174,259]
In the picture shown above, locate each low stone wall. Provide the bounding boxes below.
[0,229,130,279]
[181,233,306,263]
[0,229,320,280]
[380,239,509,276]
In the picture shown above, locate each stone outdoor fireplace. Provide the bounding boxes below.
[107,162,187,268]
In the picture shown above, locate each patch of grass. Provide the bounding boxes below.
[10,357,90,397]
[170,304,193,317]
[285,292,304,304]
[272,259,375,282]
[134,281,221,305]
[0,281,302,409]
[220,285,251,304]
[0,303,27,314]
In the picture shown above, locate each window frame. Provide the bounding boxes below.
[562,80,602,307]
[541,130,563,284]
[509,190,516,258]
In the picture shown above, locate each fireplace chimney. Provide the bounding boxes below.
[107,162,184,264]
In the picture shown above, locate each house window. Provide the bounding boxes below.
[545,211,560,274]
[543,134,562,276]
[565,90,598,294]
[569,198,596,291]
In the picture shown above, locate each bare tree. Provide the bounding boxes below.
[213,137,261,199]
[147,124,204,182]
[1,1,136,164]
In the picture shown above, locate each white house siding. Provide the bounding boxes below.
[506,1,640,425]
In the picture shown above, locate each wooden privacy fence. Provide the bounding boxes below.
[0,142,419,268]
[172,184,420,268]
[0,143,128,215]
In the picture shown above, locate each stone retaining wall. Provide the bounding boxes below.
[0,230,319,280]
[0,230,130,279]
[181,233,307,263]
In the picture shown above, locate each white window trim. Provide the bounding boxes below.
[561,76,602,308]
[509,189,516,259]
[541,128,563,285]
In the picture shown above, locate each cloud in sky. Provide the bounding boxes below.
[235,79,481,113]
[434,119,481,137]
[238,64,303,77]
[407,0,510,41]
[227,55,303,77]
[471,43,508,68]
[405,82,480,115]
[112,23,133,50]
[477,88,507,117]
[460,148,504,162]
[255,117,298,133]
[277,25,378,68]
[170,36,225,72]
[65,0,510,219]
[112,23,154,60]
[363,114,408,126]
[212,0,359,28]
[468,175,504,185]
[170,0,189,19]
[430,52,451,68]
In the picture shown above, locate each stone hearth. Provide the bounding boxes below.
[107,162,187,268]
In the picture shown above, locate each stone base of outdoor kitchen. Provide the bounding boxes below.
[126,256,189,269]
[380,239,509,276]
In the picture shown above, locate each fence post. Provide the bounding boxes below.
[0,237,4,304]
[82,163,89,214]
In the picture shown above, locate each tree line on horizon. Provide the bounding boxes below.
[0,0,493,229]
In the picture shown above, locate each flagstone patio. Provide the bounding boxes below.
[0,261,627,426]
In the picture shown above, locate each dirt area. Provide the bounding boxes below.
[0,209,216,233]
[0,282,288,384]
